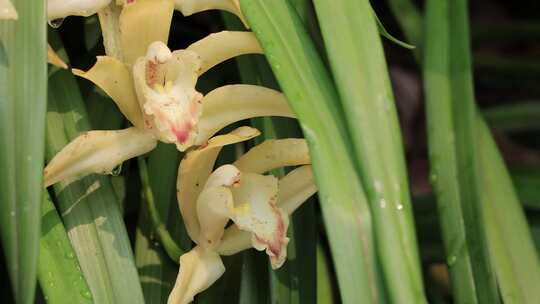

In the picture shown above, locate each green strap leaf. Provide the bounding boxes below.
[312,0,426,302]
[0,1,47,303]
[478,119,540,304]
[38,192,93,303]
[423,0,498,302]
[240,1,380,302]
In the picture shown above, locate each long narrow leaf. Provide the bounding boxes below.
[477,119,540,303]
[423,0,498,302]
[449,0,499,301]
[391,0,540,302]
[239,1,380,302]
[317,241,336,304]
[312,1,425,302]
[0,1,46,303]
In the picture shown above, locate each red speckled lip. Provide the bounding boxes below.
[145,61,159,86]
[253,204,288,268]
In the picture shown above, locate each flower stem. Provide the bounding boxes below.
[138,156,184,262]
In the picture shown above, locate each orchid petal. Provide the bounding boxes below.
[277,165,316,215]
[175,0,247,27]
[0,0,17,20]
[119,0,174,65]
[196,186,234,248]
[196,85,295,145]
[44,127,156,187]
[204,164,241,189]
[133,43,203,150]
[47,44,67,69]
[168,246,225,304]
[177,126,260,242]
[98,3,124,61]
[187,31,262,75]
[229,172,289,269]
[233,138,310,174]
[218,165,317,258]
[196,165,240,248]
[48,0,111,20]
[216,225,250,256]
[73,56,145,129]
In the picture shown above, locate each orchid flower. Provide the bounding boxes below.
[0,0,17,20]
[170,126,317,303]
[43,0,296,187]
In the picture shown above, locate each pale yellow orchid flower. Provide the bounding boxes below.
[43,0,295,187]
[0,0,17,20]
[170,127,316,304]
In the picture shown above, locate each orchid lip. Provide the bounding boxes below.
[133,41,203,150]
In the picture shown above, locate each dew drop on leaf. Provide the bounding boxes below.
[81,290,93,299]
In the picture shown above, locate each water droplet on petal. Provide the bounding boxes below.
[48,18,64,29]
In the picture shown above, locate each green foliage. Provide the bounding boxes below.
[38,192,92,303]
[0,1,47,303]
[1,1,539,303]
[240,1,379,302]
[313,1,425,302]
